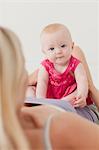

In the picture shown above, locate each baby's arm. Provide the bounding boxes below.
[74,63,88,107]
[28,69,39,86]
[36,65,49,98]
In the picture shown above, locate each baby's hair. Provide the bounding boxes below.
[41,23,72,41]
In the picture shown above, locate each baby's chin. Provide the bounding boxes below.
[55,58,67,65]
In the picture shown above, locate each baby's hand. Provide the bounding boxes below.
[62,95,77,107]
[61,90,78,107]
[73,94,87,108]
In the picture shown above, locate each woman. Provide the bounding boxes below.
[0,27,30,149]
[0,26,99,150]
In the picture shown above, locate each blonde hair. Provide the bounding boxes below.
[0,27,30,150]
[41,23,72,41]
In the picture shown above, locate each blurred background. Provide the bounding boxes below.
[0,0,99,88]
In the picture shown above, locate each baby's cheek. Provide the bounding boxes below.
[49,55,55,62]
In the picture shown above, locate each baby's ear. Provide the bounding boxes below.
[72,42,74,49]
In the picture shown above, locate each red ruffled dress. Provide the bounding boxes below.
[41,56,93,105]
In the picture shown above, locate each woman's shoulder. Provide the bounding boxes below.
[72,45,85,60]
[73,45,81,51]
[50,111,99,149]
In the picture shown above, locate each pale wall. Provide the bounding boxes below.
[0,0,99,88]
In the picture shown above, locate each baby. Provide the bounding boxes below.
[36,23,90,108]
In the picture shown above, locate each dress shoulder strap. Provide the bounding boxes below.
[69,55,81,72]
[41,59,54,73]
[43,115,53,150]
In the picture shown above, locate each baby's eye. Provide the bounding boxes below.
[49,47,54,51]
[61,44,66,48]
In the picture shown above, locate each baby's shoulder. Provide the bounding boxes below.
[41,59,54,72]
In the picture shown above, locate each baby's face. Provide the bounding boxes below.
[41,29,73,66]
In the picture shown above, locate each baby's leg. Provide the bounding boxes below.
[72,46,99,109]
[62,90,77,107]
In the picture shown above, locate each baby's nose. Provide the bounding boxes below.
[55,48,62,54]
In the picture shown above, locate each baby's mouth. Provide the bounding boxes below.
[56,56,64,59]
